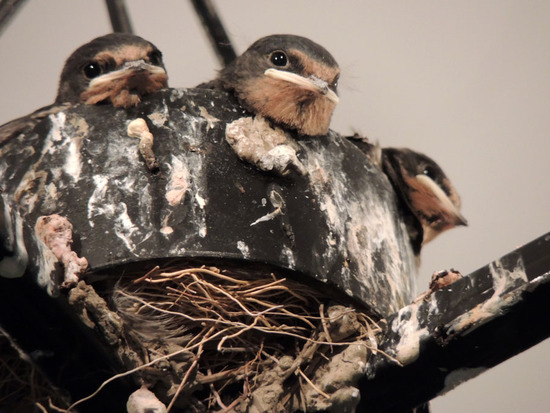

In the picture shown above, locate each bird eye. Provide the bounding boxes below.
[83,62,102,79]
[423,166,436,180]
[149,50,163,66]
[330,75,339,91]
[270,51,288,67]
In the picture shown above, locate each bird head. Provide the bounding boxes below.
[56,33,168,108]
[220,34,340,136]
[382,148,467,245]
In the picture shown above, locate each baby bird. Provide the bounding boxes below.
[57,32,167,107]
[381,147,467,245]
[200,34,340,137]
[0,33,167,146]
[347,134,467,250]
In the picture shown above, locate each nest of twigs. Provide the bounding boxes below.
[108,265,383,412]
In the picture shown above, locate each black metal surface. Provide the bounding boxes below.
[0,87,416,317]
[105,0,134,34]
[190,0,237,66]
[360,232,550,412]
[0,0,27,36]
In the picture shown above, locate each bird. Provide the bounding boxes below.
[199,34,340,137]
[347,135,467,250]
[381,147,467,246]
[0,33,168,146]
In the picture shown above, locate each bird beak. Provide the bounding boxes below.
[415,174,468,227]
[88,60,167,88]
[264,68,340,104]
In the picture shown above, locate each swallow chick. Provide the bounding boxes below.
[56,32,168,108]
[0,33,167,146]
[200,34,340,137]
[381,148,467,245]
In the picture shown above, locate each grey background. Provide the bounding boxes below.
[1,1,549,411]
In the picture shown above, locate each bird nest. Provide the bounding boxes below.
[16,264,387,412]
[96,264,383,412]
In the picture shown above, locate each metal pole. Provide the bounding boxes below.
[105,0,134,34]
[0,0,28,37]
[190,0,237,67]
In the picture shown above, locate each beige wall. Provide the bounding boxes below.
[1,1,549,411]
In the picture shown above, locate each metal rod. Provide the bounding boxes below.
[190,0,237,67]
[105,0,134,34]
[360,231,550,412]
[0,0,28,37]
